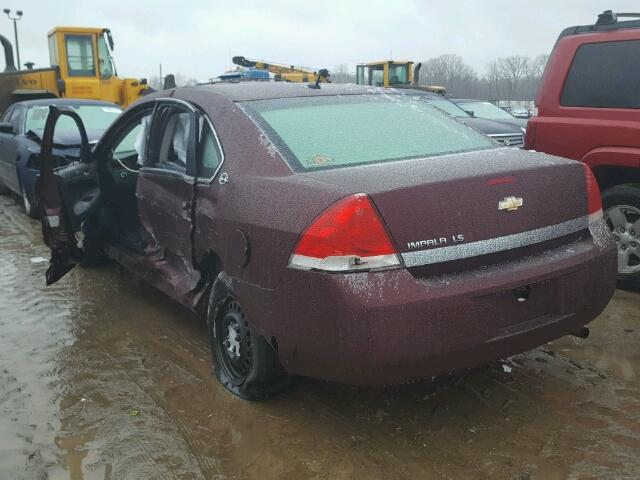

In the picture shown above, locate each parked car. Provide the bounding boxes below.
[0,99,122,217]
[510,106,531,119]
[452,99,528,129]
[526,10,640,282]
[35,83,616,400]
[409,92,525,147]
[214,68,270,82]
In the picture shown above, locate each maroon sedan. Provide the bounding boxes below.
[35,83,617,400]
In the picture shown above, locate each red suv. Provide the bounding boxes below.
[526,10,640,281]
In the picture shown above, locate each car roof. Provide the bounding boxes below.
[10,98,121,108]
[179,81,390,102]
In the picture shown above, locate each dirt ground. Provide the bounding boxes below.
[1,198,639,480]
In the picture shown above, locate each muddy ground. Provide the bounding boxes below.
[1,198,639,480]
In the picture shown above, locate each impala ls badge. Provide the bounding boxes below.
[499,196,523,211]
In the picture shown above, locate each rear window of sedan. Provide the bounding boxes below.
[242,94,494,171]
[25,104,121,134]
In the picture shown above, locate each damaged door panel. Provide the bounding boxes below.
[35,105,98,285]
[134,99,201,299]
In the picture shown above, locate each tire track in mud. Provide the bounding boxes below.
[130,373,221,477]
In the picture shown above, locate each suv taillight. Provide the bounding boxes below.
[288,193,401,272]
[524,121,537,150]
[583,164,603,224]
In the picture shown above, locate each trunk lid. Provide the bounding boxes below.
[301,148,588,271]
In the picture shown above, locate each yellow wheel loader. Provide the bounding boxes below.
[0,26,152,113]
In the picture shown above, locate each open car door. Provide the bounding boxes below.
[35,105,100,285]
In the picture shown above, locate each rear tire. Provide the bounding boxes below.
[206,282,291,400]
[602,184,640,282]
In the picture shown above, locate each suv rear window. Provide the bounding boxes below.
[561,40,640,109]
[243,95,493,171]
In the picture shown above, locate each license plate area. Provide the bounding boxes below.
[484,279,555,329]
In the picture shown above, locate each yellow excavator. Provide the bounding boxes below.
[0,26,152,112]
[356,60,446,94]
[232,56,330,84]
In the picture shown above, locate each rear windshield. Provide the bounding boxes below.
[456,101,515,121]
[242,95,494,171]
[25,104,122,134]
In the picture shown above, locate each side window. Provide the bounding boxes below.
[97,34,114,79]
[148,107,194,174]
[1,107,13,122]
[3,108,23,133]
[198,118,222,179]
[561,40,640,109]
[48,34,58,67]
[112,114,152,165]
[10,108,24,133]
[65,34,96,77]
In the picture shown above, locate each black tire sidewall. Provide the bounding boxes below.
[206,279,287,400]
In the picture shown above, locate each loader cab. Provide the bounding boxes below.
[47,27,121,104]
[356,61,413,88]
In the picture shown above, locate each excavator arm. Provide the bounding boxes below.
[232,56,330,83]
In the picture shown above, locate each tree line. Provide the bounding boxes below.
[331,53,550,101]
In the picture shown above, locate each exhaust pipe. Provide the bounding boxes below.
[0,34,16,72]
[572,327,590,339]
[413,62,422,85]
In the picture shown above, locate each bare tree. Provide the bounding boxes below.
[528,54,550,79]
[420,54,477,97]
[498,55,530,99]
[485,59,502,100]
[331,64,355,84]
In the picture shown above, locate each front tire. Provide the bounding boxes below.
[20,184,38,219]
[602,185,640,282]
[206,285,290,400]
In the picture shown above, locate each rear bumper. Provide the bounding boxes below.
[235,223,617,385]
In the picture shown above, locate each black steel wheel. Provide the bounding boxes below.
[207,284,292,400]
[218,299,253,381]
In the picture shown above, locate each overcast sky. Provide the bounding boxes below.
[2,0,638,81]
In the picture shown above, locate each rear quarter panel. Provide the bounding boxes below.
[174,88,348,290]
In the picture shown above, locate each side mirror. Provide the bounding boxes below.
[0,122,15,134]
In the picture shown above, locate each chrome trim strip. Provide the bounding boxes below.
[486,133,524,138]
[401,216,589,267]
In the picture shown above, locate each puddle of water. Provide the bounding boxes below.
[1,199,640,479]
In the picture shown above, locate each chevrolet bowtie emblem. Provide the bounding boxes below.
[499,196,523,211]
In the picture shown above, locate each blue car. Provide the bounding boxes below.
[0,99,122,217]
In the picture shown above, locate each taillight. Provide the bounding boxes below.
[288,193,401,272]
[583,164,602,224]
[523,121,536,150]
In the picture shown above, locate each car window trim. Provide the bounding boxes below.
[195,113,225,185]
